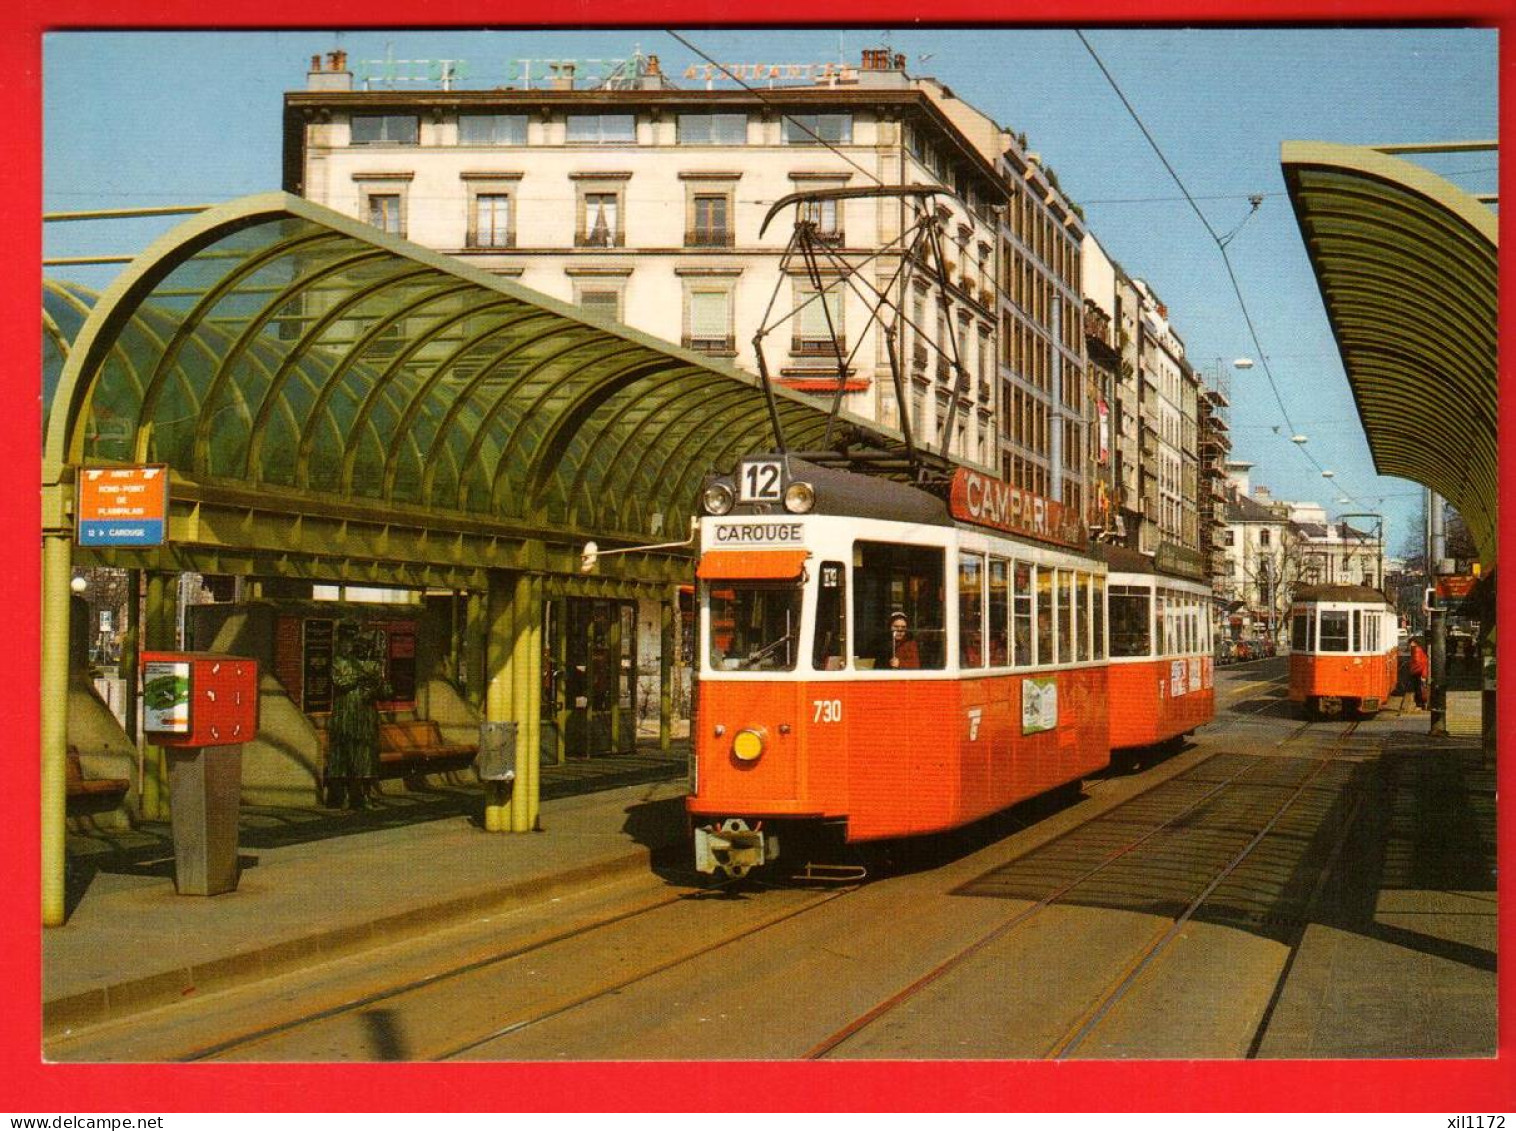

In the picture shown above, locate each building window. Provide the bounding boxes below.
[799,196,842,243]
[578,190,623,247]
[783,113,853,145]
[351,115,419,145]
[566,113,637,143]
[468,192,513,248]
[366,193,404,235]
[677,113,747,145]
[458,114,528,145]
[688,193,733,247]
[794,283,843,355]
[576,288,622,322]
[1259,529,1271,548]
[684,287,734,354]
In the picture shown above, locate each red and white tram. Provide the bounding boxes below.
[1103,547,1216,755]
[1287,584,1399,718]
[688,458,1110,878]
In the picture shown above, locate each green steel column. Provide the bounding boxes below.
[526,575,543,830]
[141,572,178,821]
[509,572,533,833]
[466,590,488,709]
[552,596,569,764]
[660,597,674,752]
[484,576,514,833]
[607,606,623,753]
[41,534,72,927]
[120,570,140,748]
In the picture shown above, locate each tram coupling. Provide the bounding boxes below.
[694,818,779,879]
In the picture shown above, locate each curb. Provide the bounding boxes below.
[43,837,678,1037]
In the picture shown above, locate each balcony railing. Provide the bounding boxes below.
[792,336,845,356]
[685,227,735,248]
[684,335,736,354]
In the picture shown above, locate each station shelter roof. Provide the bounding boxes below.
[1281,141,1498,568]
[43,193,882,587]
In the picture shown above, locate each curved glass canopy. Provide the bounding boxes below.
[44,193,876,579]
[1282,142,1497,566]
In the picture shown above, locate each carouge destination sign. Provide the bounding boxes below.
[708,520,805,546]
[77,465,169,547]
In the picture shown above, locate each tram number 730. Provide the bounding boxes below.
[739,459,784,502]
[813,699,842,723]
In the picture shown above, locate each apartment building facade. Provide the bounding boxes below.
[284,48,1011,467]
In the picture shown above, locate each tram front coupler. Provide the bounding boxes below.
[694,818,779,878]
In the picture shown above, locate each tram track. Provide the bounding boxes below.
[804,718,1364,1060]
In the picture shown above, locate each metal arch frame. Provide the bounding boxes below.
[484,335,654,515]
[517,355,688,520]
[291,275,480,489]
[557,369,738,528]
[244,260,437,481]
[1281,141,1497,564]
[136,229,348,454]
[605,384,776,533]
[194,242,394,470]
[47,190,901,559]
[336,281,495,495]
[379,297,522,500]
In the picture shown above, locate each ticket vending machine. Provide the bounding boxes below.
[141,652,259,895]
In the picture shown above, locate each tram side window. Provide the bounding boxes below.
[1319,610,1350,652]
[1076,572,1092,662]
[959,553,986,668]
[1035,566,1053,665]
[1110,586,1151,658]
[1055,570,1074,664]
[1292,611,1308,651]
[1352,610,1362,652]
[706,580,802,671]
[1093,576,1106,660]
[988,557,1010,667]
[812,561,847,671]
[1013,561,1034,667]
[1155,594,1167,656]
[852,541,946,670]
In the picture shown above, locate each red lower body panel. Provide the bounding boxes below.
[689,668,1110,843]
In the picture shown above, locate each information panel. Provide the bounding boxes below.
[77,465,169,546]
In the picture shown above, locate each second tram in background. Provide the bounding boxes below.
[1287,583,1399,718]
[1102,546,1216,758]
[688,458,1111,879]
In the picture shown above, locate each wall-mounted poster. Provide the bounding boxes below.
[1022,676,1057,735]
[302,618,335,714]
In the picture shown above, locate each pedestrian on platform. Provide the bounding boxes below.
[1409,636,1430,710]
[326,621,391,809]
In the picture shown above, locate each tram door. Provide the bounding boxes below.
[565,598,637,756]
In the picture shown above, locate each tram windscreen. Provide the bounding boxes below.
[1109,587,1151,658]
[705,581,803,671]
[1319,610,1350,652]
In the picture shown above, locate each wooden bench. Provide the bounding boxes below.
[377,720,477,773]
[66,748,130,813]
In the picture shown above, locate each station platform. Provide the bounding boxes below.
[43,718,1496,1058]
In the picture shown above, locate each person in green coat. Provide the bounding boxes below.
[326,621,391,809]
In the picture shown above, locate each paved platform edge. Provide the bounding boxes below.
[43,837,675,1037]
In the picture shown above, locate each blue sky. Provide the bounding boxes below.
[43,28,1498,553]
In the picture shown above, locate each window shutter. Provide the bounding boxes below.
[689,291,728,339]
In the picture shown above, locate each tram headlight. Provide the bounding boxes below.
[783,481,816,514]
[731,727,767,762]
[702,481,735,515]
